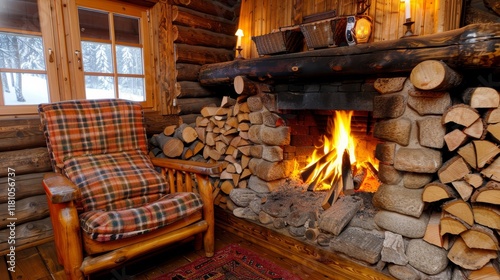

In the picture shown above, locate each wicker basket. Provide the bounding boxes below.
[252,29,304,56]
[331,17,348,47]
[300,19,335,50]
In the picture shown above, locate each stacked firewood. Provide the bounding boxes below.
[416,62,500,271]
[150,76,293,207]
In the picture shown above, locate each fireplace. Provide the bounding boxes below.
[148,23,500,279]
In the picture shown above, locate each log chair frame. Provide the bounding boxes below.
[43,158,221,280]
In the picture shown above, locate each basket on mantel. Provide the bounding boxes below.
[300,19,335,50]
[252,29,304,56]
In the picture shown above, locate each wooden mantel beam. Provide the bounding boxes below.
[198,23,500,85]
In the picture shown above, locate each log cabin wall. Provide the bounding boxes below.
[160,0,242,121]
[237,0,464,59]
[0,118,53,255]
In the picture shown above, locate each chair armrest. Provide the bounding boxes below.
[151,158,222,176]
[43,172,80,204]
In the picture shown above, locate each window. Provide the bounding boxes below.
[0,0,59,115]
[69,0,154,109]
[0,0,156,115]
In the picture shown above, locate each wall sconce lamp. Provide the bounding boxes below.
[401,0,415,37]
[235,28,244,59]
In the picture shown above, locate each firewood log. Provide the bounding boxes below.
[462,87,500,109]
[457,140,500,170]
[233,75,272,95]
[442,104,480,127]
[451,180,474,201]
[448,236,498,271]
[440,213,470,236]
[422,181,458,202]
[463,173,484,188]
[470,181,500,205]
[442,198,474,226]
[444,129,469,151]
[472,204,500,230]
[174,123,198,143]
[438,156,471,184]
[485,107,500,124]
[155,134,184,158]
[487,122,500,143]
[410,60,463,91]
[463,118,486,139]
[481,156,500,182]
[461,224,499,250]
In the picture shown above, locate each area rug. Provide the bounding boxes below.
[156,243,303,280]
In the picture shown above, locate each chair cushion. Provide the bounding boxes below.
[64,150,168,212]
[38,99,148,168]
[79,192,203,241]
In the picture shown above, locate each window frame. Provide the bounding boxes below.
[0,0,157,116]
[66,0,156,111]
[0,0,60,115]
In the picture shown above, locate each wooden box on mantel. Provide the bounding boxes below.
[252,28,304,56]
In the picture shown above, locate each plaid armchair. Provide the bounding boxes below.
[39,99,221,280]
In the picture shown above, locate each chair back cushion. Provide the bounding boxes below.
[38,99,148,168]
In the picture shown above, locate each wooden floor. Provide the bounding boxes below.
[0,225,328,280]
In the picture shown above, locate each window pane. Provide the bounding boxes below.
[116,46,143,75]
[2,73,49,105]
[114,15,140,44]
[82,41,112,73]
[118,77,144,101]
[85,75,115,99]
[0,33,45,70]
[0,0,41,32]
[78,8,109,40]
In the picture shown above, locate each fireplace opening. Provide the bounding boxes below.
[295,110,380,194]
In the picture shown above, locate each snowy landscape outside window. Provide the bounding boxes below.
[79,8,145,101]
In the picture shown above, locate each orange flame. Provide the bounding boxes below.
[300,111,379,192]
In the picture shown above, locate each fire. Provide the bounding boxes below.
[300,111,379,192]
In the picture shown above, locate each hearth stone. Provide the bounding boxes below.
[407,90,451,115]
[393,147,442,173]
[372,184,425,217]
[374,210,429,239]
[229,188,259,206]
[406,239,449,275]
[372,94,406,119]
[381,231,408,265]
[329,227,385,264]
[373,117,412,146]
[387,264,420,280]
[402,172,433,189]
[378,164,403,184]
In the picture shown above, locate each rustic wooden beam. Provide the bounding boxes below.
[199,23,500,85]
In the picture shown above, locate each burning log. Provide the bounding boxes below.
[341,150,355,195]
[352,165,367,190]
[300,148,338,183]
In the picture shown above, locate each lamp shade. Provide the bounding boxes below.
[235,29,244,37]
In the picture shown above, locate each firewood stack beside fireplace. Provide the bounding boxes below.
[149,75,295,209]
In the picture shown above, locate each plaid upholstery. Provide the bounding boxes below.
[38,99,148,168]
[38,99,204,241]
[79,192,203,241]
[64,150,168,212]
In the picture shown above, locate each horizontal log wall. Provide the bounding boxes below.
[237,0,464,59]
[155,0,241,121]
[0,118,53,255]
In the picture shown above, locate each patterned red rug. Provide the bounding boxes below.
[156,244,303,280]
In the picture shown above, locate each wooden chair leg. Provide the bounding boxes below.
[55,206,85,280]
